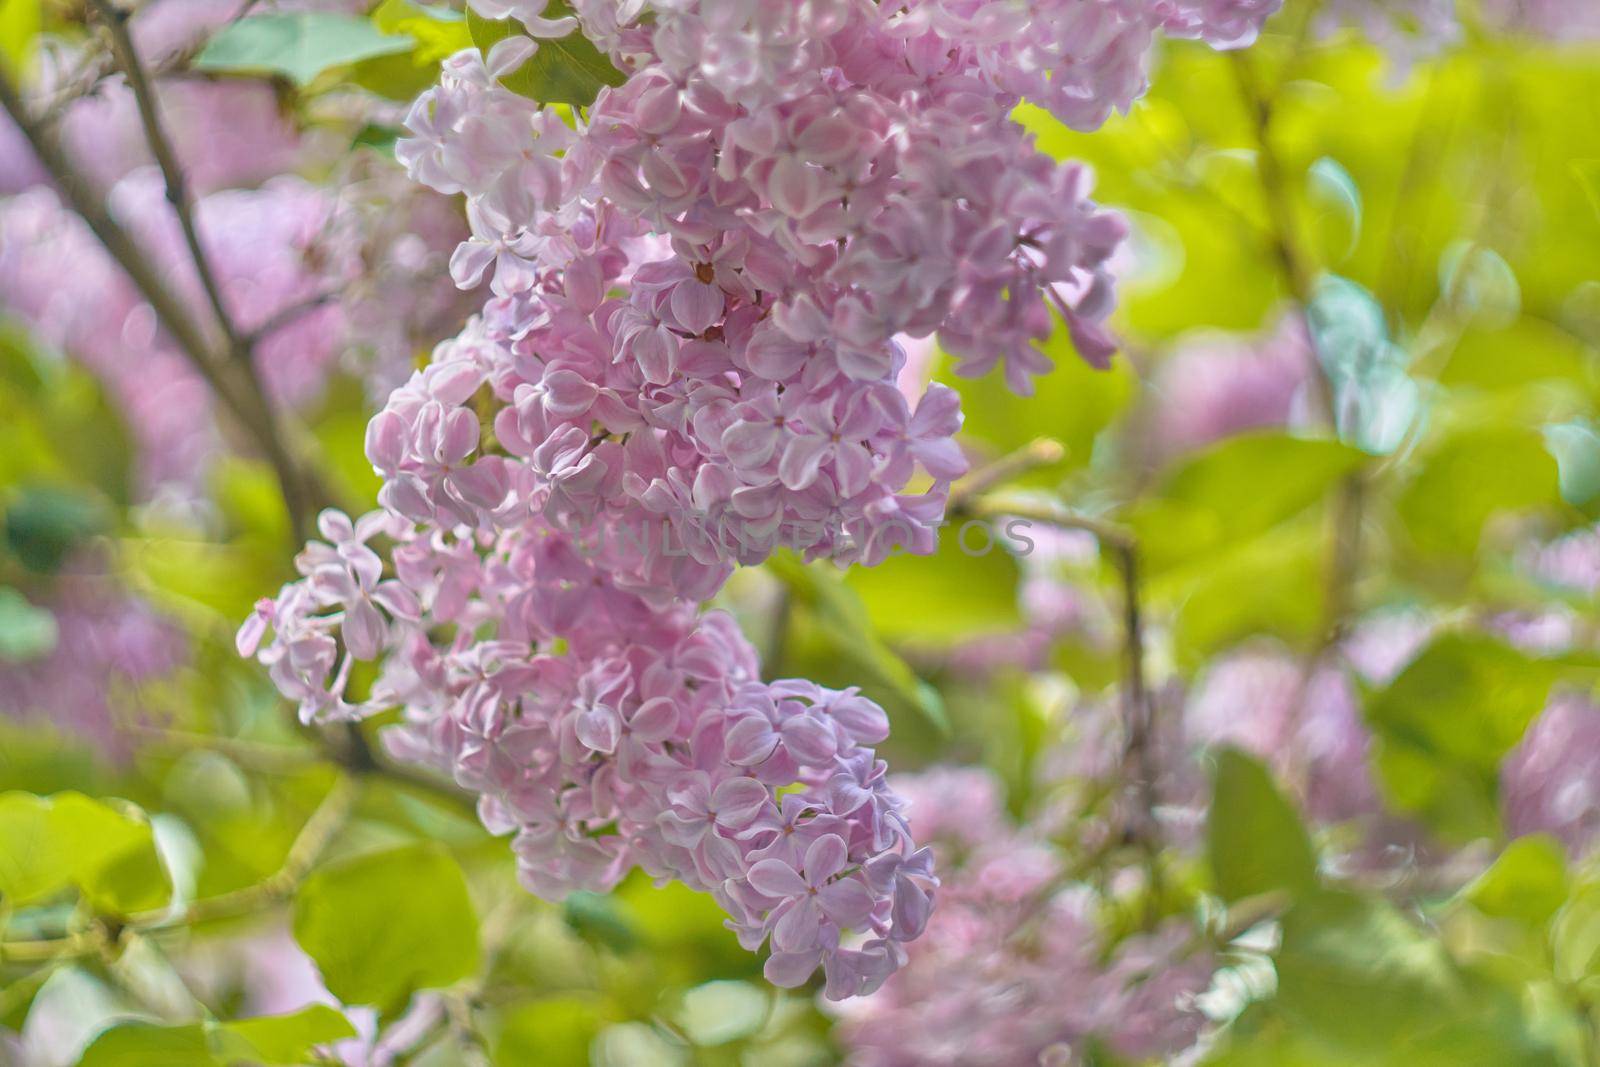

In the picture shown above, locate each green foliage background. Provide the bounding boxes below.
[2,1,1600,1064]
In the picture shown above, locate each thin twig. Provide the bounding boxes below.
[244,289,343,348]
[947,437,1066,512]
[963,494,1164,909]
[0,775,358,964]
[91,0,245,362]
[0,54,324,539]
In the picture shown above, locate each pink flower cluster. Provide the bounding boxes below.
[241,0,1284,994]
[1501,693,1600,857]
[1319,0,1600,68]
[833,767,1216,1064]
[0,555,187,760]
[241,509,935,998]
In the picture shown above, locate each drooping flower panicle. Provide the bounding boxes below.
[241,0,1284,995]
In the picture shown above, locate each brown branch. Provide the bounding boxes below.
[244,289,343,348]
[961,494,1164,909]
[0,775,358,964]
[0,52,322,540]
[91,0,245,362]
[947,437,1066,512]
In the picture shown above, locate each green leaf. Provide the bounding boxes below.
[1396,427,1562,560]
[563,890,638,953]
[1129,432,1365,573]
[3,485,107,574]
[1307,157,1362,262]
[0,0,39,77]
[493,994,607,1066]
[195,13,414,86]
[0,587,56,662]
[1364,634,1576,840]
[1543,419,1600,507]
[946,325,1135,483]
[1207,749,1318,902]
[764,551,949,734]
[292,842,480,1010]
[1459,834,1569,930]
[1167,520,1323,666]
[466,5,625,107]
[1553,879,1600,984]
[1273,890,1464,1053]
[843,523,1020,643]
[0,791,170,913]
[77,1022,217,1067]
[353,0,473,100]
[676,980,769,1047]
[219,1004,357,1065]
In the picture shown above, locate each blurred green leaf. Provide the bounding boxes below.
[1207,748,1318,902]
[466,5,624,107]
[1364,634,1577,840]
[493,994,606,1067]
[0,791,170,914]
[676,980,769,1047]
[293,842,480,1010]
[945,326,1135,481]
[1273,890,1462,1053]
[1129,431,1364,572]
[77,1022,217,1067]
[0,587,56,662]
[219,1004,357,1065]
[1441,318,1597,396]
[1553,879,1600,984]
[1253,889,1564,1066]
[1167,519,1323,665]
[1459,834,1569,930]
[1542,419,1600,507]
[844,525,1020,643]
[195,13,413,86]
[0,0,38,77]
[3,485,107,574]
[1396,426,1562,560]
[563,890,638,953]
[765,551,949,733]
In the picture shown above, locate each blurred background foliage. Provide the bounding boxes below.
[0,0,1599,1065]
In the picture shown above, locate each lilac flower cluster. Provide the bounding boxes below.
[240,0,1284,994]
[0,554,187,760]
[833,767,1216,1064]
[1320,0,1600,69]
[241,509,936,998]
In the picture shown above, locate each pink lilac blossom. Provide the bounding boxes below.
[1522,522,1600,597]
[241,508,937,998]
[1184,643,1379,824]
[1501,693,1600,857]
[1144,313,1315,465]
[242,0,1283,993]
[1318,0,1600,70]
[834,765,1215,1065]
[0,557,187,760]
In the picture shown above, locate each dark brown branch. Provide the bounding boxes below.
[91,0,246,363]
[0,774,358,964]
[0,57,320,540]
[244,289,343,348]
